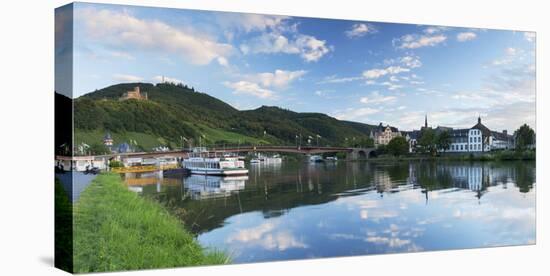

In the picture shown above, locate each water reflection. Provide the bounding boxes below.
[184,175,247,200]
[126,161,535,263]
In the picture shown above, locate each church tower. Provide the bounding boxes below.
[424,114,428,128]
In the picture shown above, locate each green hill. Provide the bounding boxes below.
[74,82,378,152]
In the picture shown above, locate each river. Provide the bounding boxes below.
[121,160,536,263]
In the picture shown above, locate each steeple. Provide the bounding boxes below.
[478,116,481,124]
[424,114,428,128]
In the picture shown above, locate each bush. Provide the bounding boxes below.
[109,160,124,168]
[387,136,409,157]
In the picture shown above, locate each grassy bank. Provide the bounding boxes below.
[73,173,228,273]
[55,178,73,272]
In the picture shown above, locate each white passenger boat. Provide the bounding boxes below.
[264,154,282,163]
[184,175,247,200]
[183,147,248,176]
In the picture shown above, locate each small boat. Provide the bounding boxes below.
[84,166,101,175]
[309,155,324,163]
[250,158,261,164]
[325,156,338,161]
[183,147,248,176]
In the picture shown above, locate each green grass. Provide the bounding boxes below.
[73,173,229,273]
[55,178,73,272]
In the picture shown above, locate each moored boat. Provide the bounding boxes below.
[183,147,248,176]
[309,155,323,163]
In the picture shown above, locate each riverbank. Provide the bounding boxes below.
[350,149,536,163]
[73,173,229,273]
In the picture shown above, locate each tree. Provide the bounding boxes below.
[88,143,110,155]
[387,136,409,157]
[357,136,374,148]
[375,144,388,156]
[343,136,374,148]
[418,128,436,155]
[436,131,451,152]
[515,124,535,150]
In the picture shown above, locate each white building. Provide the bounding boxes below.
[446,117,513,153]
[405,116,514,153]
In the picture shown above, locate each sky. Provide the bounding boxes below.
[56,2,536,132]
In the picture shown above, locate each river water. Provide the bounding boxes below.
[122,160,535,263]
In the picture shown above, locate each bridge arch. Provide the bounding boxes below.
[346,148,375,160]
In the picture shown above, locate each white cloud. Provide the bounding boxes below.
[524,32,536,42]
[223,81,274,99]
[345,23,376,38]
[77,8,233,65]
[506,47,517,56]
[318,75,363,84]
[400,55,422,68]
[295,35,331,62]
[492,47,523,66]
[359,91,397,104]
[456,32,477,42]
[395,34,447,49]
[226,221,308,251]
[113,74,143,82]
[365,236,411,248]
[423,26,447,34]
[254,69,307,88]
[333,107,380,121]
[153,75,183,84]
[363,66,410,79]
[381,82,404,91]
[217,56,229,67]
[108,50,135,60]
[241,33,331,62]
[224,69,305,99]
[216,13,290,33]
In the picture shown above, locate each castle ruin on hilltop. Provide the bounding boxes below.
[120,86,148,101]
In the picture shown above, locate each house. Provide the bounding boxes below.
[370,123,401,147]
[491,130,515,150]
[117,142,134,153]
[403,130,421,153]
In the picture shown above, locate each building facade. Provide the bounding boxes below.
[405,116,514,153]
[370,123,401,147]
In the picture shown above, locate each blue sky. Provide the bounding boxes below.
[60,2,536,132]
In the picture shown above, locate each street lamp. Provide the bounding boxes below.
[180,136,188,151]
[316,134,321,147]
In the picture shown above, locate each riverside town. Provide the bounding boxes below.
[54,2,536,274]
